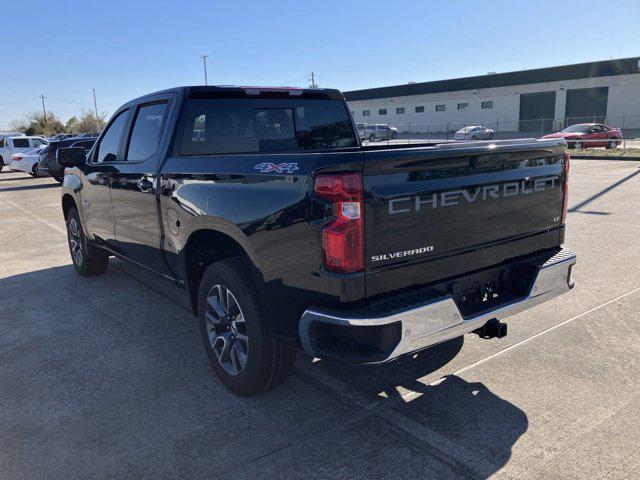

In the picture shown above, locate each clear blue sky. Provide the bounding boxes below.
[1,0,639,129]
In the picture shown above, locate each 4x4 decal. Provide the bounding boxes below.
[254,162,299,174]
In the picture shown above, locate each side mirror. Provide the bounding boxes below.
[57,147,87,167]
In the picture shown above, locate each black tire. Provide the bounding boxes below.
[574,141,583,150]
[606,139,617,150]
[0,157,4,172]
[368,134,376,142]
[66,207,109,276]
[198,258,296,396]
[489,132,495,140]
[54,174,64,183]
[391,131,398,139]
[30,163,38,177]
[470,135,478,140]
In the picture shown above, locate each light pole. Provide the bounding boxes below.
[92,89,100,132]
[40,94,47,135]
[200,54,209,85]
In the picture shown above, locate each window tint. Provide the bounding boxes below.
[458,103,469,111]
[12,138,30,148]
[126,103,168,161]
[396,107,405,114]
[363,109,370,116]
[436,104,445,112]
[481,101,493,109]
[95,110,129,163]
[415,106,424,113]
[379,108,387,115]
[179,98,356,155]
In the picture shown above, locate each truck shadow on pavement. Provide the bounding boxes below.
[0,264,528,480]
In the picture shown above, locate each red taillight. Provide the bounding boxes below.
[13,156,22,161]
[561,151,570,223]
[314,172,364,273]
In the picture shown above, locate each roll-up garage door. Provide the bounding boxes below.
[519,91,556,134]
[565,87,609,125]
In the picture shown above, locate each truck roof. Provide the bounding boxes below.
[128,85,345,104]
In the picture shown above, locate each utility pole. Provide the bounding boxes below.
[200,54,209,85]
[40,94,48,135]
[308,72,318,88]
[92,89,100,132]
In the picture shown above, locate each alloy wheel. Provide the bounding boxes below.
[205,284,249,376]
[68,218,83,266]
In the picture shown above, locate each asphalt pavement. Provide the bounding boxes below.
[1,160,639,479]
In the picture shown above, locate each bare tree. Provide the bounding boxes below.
[9,112,64,136]
[73,109,107,133]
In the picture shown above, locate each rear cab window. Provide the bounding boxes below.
[178,98,356,155]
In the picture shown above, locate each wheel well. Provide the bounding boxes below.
[184,229,260,315]
[62,194,77,220]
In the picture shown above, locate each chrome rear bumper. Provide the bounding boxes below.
[299,248,576,363]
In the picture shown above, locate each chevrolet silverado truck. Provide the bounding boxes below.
[58,86,575,395]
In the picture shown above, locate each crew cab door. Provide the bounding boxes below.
[81,108,131,243]
[109,97,173,276]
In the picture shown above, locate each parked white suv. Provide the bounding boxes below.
[0,136,48,171]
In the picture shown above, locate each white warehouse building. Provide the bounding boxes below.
[344,57,640,136]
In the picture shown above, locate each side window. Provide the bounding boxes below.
[95,110,129,163]
[32,138,46,147]
[12,138,30,148]
[126,102,168,161]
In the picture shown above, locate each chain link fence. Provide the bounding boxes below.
[359,114,640,152]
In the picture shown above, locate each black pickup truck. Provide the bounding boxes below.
[59,86,575,395]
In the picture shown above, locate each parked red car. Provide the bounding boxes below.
[542,123,622,149]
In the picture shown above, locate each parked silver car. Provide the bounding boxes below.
[453,125,495,141]
[365,124,398,142]
[356,123,368,141]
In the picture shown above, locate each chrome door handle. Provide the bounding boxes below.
[137,177,154,193]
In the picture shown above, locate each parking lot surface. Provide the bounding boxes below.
[1,160,639,479]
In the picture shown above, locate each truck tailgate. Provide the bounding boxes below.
[362,140,567,297]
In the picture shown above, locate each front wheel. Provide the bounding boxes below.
[391,131,398,139]
[573,141,583,150]
[606,139,618,150]
[368,134,376,142]
[198,258,296,395]
[66,207,109,276]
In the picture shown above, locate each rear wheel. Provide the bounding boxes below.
[573,141,583,150]
[0,157,4,172]
[198,258,296,395]
[30,163,39,177]
[66,207,109,276]
[391,131,398,139]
